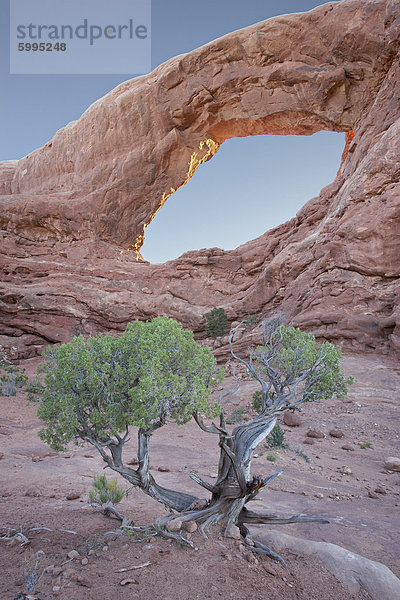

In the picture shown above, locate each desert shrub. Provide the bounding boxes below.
[0,348,27,396]
[25,377,45,402]
[359,441,372,449]
[244,314,258,329]
[252,390,262,412]
[205,307,228,338]
[89,474,125,505]
[23,550,46,594]
[77,534,105,556]
[226,407,244,424]
[265,422,288,448]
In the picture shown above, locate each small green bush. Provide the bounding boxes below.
[266,453,277,462]
[359,441,372,449]
[77,534,104,556]
[226,407,244,425]
[89,474,125,506]
[266,422,288,449]
[252,390,262,413]
[0,350,27,396]
[205,307,228,338]
[244,314,258,329]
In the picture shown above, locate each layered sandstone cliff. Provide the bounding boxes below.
[0,0,399,359]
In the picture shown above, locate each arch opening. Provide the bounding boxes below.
[139,131,346,264]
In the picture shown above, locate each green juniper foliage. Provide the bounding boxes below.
[205,307,228,338]
[252,390,263,413]
[252,323,354,407]
[244,314,258,329]
[36,316,222,452]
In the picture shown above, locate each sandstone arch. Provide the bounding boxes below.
[0,0,399,358]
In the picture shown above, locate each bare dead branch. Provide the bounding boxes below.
[189,471,217,493]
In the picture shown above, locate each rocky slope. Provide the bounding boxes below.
[0,0,399,359]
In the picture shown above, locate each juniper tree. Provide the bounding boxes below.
[36,315,353,563]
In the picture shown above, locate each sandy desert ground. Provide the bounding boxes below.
[0,352,399,600]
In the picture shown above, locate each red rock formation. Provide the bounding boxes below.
[0,0,399,359]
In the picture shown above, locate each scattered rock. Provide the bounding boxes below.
[31,456,43,462]
[307,429,324,439]
[157,466,170,472]
[303,438,315,445]
[0,452,4,460]
[329,429,344,438]
[223,552,233,561]
[66,492,81,500]
[246,552,258,564]
[225,523,241,540]
[283,412,301,427]
[263,563,279,576]
[375,487,387,495]
[341,444,355,451]
[368,490,379,499]
[166,519,182,532]
[183,520,197,533]
[385,457,400,472]
[340,466,352,475]
[48,566,63,577]
[2,491,12,497]
[315,493,324,499]
[25,487,41,497]
[120,578,139,586]
[76,575,92,587]
[81,557,89,565]
[83,454,94,458]
[209,472,218,478]
[67,550,80,560]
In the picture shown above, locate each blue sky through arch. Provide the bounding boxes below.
[141,132,345,263]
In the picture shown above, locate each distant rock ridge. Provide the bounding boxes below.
[0,0,399,359]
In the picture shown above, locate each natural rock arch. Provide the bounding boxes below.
[0,0,399,358]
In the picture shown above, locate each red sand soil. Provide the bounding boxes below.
[0,353,399,599]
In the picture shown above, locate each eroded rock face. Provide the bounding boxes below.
[0,0,399,359]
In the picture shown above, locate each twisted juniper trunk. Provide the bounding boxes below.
[209,415,278,531]
[86,427,198,512]
[136,427,198,511]
[88,411,327,555]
